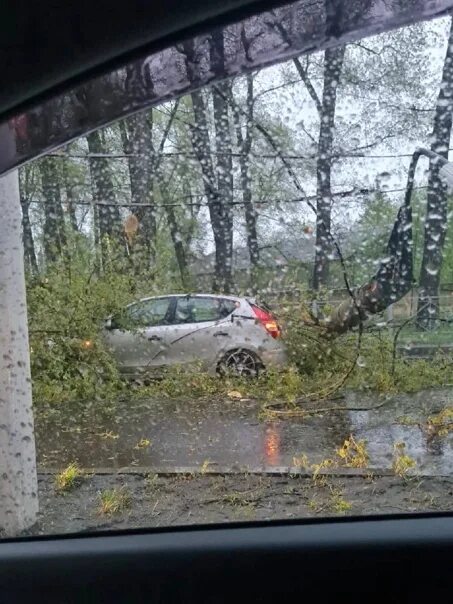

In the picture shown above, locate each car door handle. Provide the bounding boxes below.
[214,331,229,337]
[148,335,162,341]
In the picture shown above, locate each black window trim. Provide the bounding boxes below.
[2,512,453,601]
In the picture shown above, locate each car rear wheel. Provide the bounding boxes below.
[217,349,263,378]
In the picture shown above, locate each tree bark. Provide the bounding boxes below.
[325,152,415,335]
[18,170,39,274]
[62,155,79,232]
[183,37,234,294]
[120,111,155,271]
[188,87,226,288]
[19,197,39,275]
[313,46,345,291]
[164,200,190,288]
[232,74,259,293]
[40,157,67,264]
[416,18,453,329]
[210,32,234,294]
[86,130,123,267]
[153,152,191,289]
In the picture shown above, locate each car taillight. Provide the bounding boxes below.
[251,304,281,339]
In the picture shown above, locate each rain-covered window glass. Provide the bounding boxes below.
[4,0,453,538]
[124,298,172,328]
[174,297,236,323]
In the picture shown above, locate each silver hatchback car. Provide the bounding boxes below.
[102,294,287,378]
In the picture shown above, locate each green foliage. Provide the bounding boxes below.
[150,365,223,399]
[27,250,180,404]
[145,318,453,405]
[280,308,453,398]
[29,259,453,406]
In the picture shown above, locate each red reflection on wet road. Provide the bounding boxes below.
[264,423,281,466]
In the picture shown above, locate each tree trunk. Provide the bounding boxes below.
[210,32,234,293]
[325,153,414,335]
[153,157,191,289]
[313,46,345,291]
[187,86,227,291]
[86,130,123,267]
[19,197,39,275]
[120,111,156,271]
[164,200,190,288]
[416,18,453,329]
[40,157,67,264]
[62,155,79,232]
[183,37,234,294]
[18,173,39,274]
[93,203,102,274]
[232,74,259,293]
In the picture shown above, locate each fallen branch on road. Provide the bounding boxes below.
[262,397,391,420]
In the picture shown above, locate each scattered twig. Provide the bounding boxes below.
[263,397,391,419]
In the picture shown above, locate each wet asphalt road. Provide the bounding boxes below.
[35,388,453,475]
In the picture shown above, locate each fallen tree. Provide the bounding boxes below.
[323,148,453,335]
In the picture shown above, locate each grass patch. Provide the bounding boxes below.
[293,436,370,483]
[222,491,258,507]
[54,463,83,493]
[427,406,453,436]
[397,326,453,346]
[98,487,131,515]
[336,436,369,468]
[329,488,352,514]
[134,438,152,450]
[392,442,417,478]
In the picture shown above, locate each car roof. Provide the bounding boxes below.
[136,294,245,303]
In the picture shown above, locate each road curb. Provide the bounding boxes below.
[37,464,441,478]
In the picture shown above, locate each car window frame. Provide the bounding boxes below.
[5,0,453,554]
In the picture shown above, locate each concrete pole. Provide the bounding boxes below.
[0,170,38,536]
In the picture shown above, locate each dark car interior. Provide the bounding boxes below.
[2,0,453,601]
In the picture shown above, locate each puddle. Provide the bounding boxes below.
[35,389,453,475]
